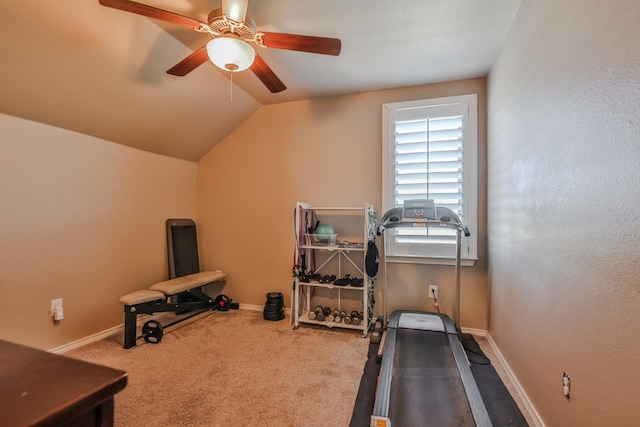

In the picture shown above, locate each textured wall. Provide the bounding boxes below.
[197,78,490,329]
[487,0,640,425]
[0,114,197,350]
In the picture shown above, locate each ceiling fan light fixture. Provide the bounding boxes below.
[206,37,255,72]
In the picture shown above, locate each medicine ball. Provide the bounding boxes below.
[315,223,335,242]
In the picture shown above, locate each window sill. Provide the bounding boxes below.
[385,255,477,267]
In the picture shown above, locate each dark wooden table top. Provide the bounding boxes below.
[0,339,128,427]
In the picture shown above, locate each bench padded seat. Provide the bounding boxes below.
[119,289,165,306]
[149,271,226,296]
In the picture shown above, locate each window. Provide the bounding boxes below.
[382,94,478,264]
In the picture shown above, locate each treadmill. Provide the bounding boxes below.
[371,200,492,427]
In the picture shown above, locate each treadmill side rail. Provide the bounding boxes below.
[372,327,397,420]
[448,334,493,427]
[370,415,391,427]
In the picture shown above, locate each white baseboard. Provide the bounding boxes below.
[48,313,161,354]
[49,324,122,354]
[239,303,291,315]
[460,327,488,337]
[486,334,545,427]
[239,303,263,312]
[49,305,291,354]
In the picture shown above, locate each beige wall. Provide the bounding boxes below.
[197,78,490,329]
[2,0,637,421]
[0,114,197,350]
[487,0,640,425]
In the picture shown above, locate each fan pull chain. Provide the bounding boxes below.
[229,72,233,102]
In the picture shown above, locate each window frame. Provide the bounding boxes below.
[382,94,478,265]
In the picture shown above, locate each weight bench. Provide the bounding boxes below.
[120,219,228,349]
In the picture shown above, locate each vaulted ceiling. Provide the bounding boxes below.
[0,0,520,161]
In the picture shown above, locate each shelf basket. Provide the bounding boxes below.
[305,233,337,246]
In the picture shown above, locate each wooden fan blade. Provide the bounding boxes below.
[251,55,286,93]
[222,0,249,22]
[99,0,202,30]
[261,32,341,56]
[167,47,210,76]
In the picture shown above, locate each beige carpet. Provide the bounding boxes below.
[67,310,369,427]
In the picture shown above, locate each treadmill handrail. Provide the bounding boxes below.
[377,206,470,237]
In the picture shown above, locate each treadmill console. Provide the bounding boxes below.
[402,199,436,220]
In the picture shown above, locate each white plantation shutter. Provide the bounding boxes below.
[383,95,478,262]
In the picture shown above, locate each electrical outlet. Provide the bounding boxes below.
[51,298,64,321]
[428,285,438,299]
[562,372,571,399]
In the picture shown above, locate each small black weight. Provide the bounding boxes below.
[215,294,232,311]
[142,320,163,344]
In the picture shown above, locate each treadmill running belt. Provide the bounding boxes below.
[389,329,474,426]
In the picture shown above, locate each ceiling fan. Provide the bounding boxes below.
[98,0,342,93]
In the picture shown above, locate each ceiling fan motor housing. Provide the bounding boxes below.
[207,9,256,40]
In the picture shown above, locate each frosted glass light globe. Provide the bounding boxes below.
[206,37,255,72]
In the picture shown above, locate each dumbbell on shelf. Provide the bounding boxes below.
[311,306,324,321]
[306,306,367,325]
[332,310,342,323]
[310,306,336,322]
[349,310,362,326]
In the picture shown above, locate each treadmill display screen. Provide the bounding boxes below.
[402,199,437,220]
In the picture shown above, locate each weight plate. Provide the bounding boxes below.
[142,320,163,344]
[263,313,285,321]
[266,292,284,303]
[266,301,284,307]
